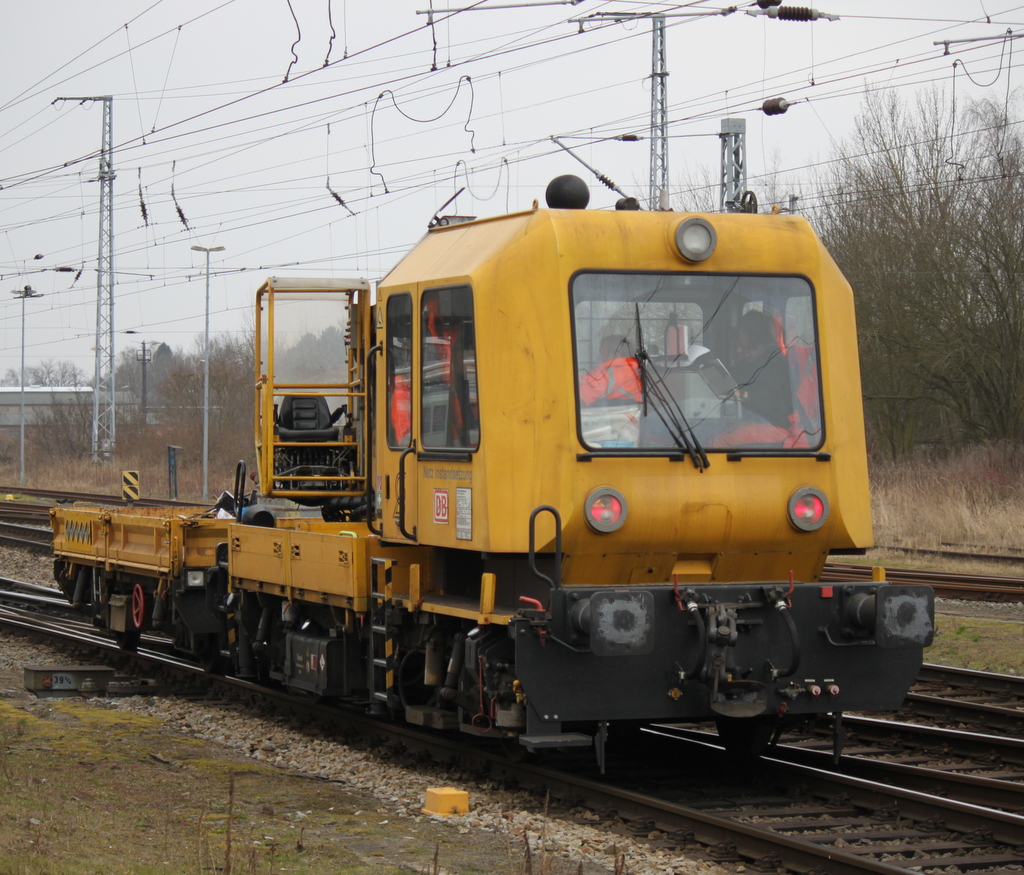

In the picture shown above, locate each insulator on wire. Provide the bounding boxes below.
[762,97,791,116]
[747,5,838,20]
[138,169,150,227]
[762,6,838,21]
[779,6,815,19]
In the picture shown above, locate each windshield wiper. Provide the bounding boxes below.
[634,304,709,470]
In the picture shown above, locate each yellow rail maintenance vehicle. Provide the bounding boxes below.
[52,176,933,764]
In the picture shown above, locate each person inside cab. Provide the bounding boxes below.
[731,309,791,428]
[712,308,793,447]
[579,335,642,406]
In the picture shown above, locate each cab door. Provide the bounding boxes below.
[379,291,417,541]
[378,285,480,544]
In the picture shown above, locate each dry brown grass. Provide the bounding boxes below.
[871,443,1024,553]
[0,454,247,505]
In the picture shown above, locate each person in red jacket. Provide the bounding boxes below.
[390,370,411,446]
[580,335,642,406]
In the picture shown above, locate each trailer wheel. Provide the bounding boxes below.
[131,584,147,630]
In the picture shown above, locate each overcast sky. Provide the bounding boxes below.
[0,0,1020,380]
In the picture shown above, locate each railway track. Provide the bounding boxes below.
[0,520,55,551]
[4,576,1024,874]
[877,543,1024,566]
[608,729,1024,873]
[823,562,1024,601]
[0,485,198,509]
[0,500,57,526]
[906,663,1024,731]
[0,487,204,548]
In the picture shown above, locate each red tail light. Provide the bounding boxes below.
[788,487,829,532]
[584,487,628,533]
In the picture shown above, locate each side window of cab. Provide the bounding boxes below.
[421,286,479,450]
[386,293,412,448]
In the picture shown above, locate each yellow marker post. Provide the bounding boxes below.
[122,471,140,502]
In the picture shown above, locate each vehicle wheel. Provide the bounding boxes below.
[54,561,75,602]
[114,629,141,652]
[131,583,149,631]
[714,715,777,758]
[397,648,432,708]
[194,633,225,674]
[500,736,531,762]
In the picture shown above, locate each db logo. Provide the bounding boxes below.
[433,489,449,524]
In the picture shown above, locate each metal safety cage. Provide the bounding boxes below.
[253,278,372,504]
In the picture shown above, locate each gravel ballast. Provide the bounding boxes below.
[1,547,727,875]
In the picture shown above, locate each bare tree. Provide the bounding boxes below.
[814,88,1024,456]
[151,333,254,476]
[27,360,93,461]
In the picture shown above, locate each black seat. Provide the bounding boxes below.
[277,395,340,442]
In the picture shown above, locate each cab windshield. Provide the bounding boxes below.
[572,272,822,452]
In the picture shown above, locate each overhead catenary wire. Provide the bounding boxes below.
[2,1,1022,373]
[0,4,1012,200]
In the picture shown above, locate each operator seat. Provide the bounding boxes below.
[276,395,340,442]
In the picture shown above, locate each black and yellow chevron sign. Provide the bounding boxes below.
[122,470,140,502]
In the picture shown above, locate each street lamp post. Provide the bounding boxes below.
[136,340,152,420]
[191,245,224,501]
[11,285,43,485]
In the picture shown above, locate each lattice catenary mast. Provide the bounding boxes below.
[56,96,116,462]
[648,14,669,211]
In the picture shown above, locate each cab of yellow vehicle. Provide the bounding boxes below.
[373,199,871,590]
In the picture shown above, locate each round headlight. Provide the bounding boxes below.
[674,217,717,262]
[788,487,830,532]
[584,486,628,533]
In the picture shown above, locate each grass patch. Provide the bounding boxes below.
[0,697,512,875]
[927,613,1024,674]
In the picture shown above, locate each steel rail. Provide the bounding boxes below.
[823,562,1024,602]
[917,662,1024,694]
[843,713,1024,765]
[0,521,54,551]
[654,723,1024,812]
[0,486,199,508]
